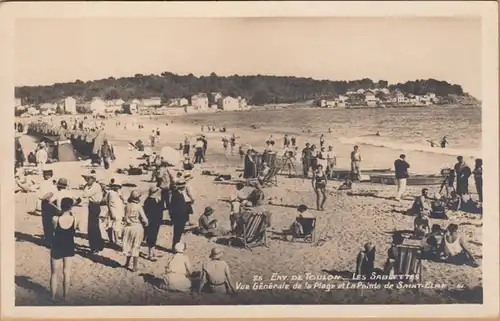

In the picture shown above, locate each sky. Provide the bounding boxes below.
[15,17,482,98]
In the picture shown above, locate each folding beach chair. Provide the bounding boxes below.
[229,213,269,250]
[393,244,423,284]
[260,167,280,187]
[287,217,316,243]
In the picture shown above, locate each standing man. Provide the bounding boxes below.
[230,134,236,156]
[301,143,313,178]
[81,171,104,253]
[201,135,208,161]
[326,146,337,179]
[100,139,115,170]
[454,156,471,196]
[350,145,362,181]
[36,142,48,171]
[38,170,57,242]
[157,162,172,212]
[194,138,204,164]
[394,154,410,201]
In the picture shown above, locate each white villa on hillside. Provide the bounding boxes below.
[169,98,189,107]
[141,97,162,107]
[191,93,209,110]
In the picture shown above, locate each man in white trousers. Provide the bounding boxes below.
[394,154,410,201]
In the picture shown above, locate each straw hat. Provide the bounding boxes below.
[203,206,214,216]
[209,247,224,260]
[129,190,142,202]
[148,186,160,195]
[174,242,185,254]
[56,178,69,189]
[82,170,97,180]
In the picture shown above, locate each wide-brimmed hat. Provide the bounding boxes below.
[174,242,185,253]
[82,170,97,180]
[56,178,69,188]
[42,170,54,177]
[209,247,224,260]
[148,186,160,195]
[129,190,142,202]
[203,206,214,216]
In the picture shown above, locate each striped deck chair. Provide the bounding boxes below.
[230,213,269,250]
[260,167,280,187]
[393,244,423,284]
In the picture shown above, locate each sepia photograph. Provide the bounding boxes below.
[1,1,498,319]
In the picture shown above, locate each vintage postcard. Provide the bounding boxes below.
[0,1,498,319]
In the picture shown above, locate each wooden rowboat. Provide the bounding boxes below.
[369,174,444,186]
[331,168,392,180]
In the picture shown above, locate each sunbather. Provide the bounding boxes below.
[442,223,479,267]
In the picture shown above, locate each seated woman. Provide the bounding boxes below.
[160,242,193,292]
[413,212,430,239]
[447,191,462,211]
[198,247,236,294]
[198,207,229,238]
[383,232,405,276]
[283,204,314,236]
[421,224,444,260]
[442,223,479,267]
[430,193,448,219]
[355,242,376,279]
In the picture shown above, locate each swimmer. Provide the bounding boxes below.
[312,164,327,211]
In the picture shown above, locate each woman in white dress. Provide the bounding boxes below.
[161,242,193,292]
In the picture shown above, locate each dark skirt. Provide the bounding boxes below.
[87,202,104,251]
[41,200,55,244]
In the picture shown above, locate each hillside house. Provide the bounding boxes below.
[394,91,406,103]
[346,90,357,96]
[169,98,189,107]
[239,97,248,110]
[89,97,106,114]
[381,88,390,95]
[210,92,223,104]
[191,93,209,110]
[122,101,138,114]
[27,107,39,115]
[218,96,240,111]
[15,98,22,107]
[141,97,162,107]
[55,96,77,114]
[364,91,378,107]
[40,103,57,111]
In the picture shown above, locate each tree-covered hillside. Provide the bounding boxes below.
[15,72,466,106]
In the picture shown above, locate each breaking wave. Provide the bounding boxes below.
[338,136,481,158]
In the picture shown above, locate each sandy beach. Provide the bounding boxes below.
[14,109,483,305]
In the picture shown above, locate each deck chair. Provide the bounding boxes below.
[289,217,316,243]
[392,244,423,284]
[259,167,280,187]
[229,213,269,250]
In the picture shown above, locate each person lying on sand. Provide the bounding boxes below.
[442,223,479,267]
[337,179,353,191]
[15,169,38,193]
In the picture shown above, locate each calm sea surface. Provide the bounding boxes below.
[176,105,482,151]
